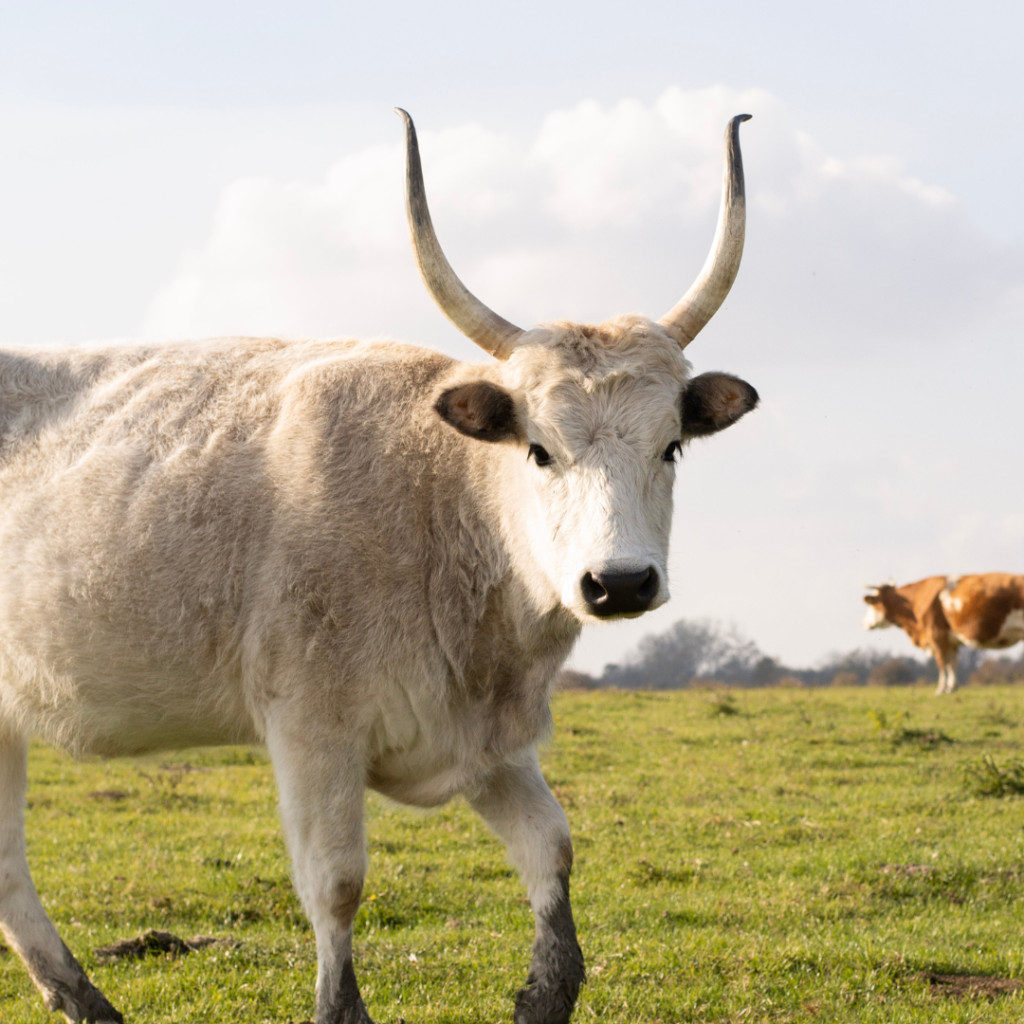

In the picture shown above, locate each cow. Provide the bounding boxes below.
[0,109,758,1024]
[863,574,1024,694]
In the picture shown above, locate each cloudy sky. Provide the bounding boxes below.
[2,1,1022,675]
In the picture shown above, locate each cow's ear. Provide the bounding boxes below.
[681,372,758,437]
[435,380,518,442]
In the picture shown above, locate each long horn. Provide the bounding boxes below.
[658,114,751,349]
[396,109,525,360]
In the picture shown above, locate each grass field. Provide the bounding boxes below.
[3,684,1024,1023]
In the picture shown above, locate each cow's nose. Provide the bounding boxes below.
[580,568,659,617]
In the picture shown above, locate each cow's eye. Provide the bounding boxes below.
[662,440,682,463]
[528,443,553,467]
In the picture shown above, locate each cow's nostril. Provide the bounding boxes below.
[581,567,658,617]
[636,567,658,604]
[580,572,607,607]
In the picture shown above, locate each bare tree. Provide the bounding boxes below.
[601,619,762,689]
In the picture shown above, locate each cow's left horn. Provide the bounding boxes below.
[658,114,751,350]
[397,109,525,361]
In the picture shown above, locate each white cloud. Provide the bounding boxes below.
[941,513,1024,570]
[142,85,1024,364]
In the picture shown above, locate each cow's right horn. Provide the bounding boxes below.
[398,109,525,361]
[658,114,751,350]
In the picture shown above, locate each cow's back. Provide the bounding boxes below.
[0,337,463,755]
[940,573,1024,648]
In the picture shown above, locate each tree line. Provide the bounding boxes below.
[560,618,1024,690]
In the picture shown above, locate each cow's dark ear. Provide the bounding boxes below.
[681,372,758,437]
[435,380,518,442]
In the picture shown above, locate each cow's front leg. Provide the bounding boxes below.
[265,712,373,1024]
[0,725,124,1023]
[469,751,584,1024]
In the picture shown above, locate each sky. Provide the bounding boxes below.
[1,1,1022,676]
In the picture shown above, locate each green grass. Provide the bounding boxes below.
[4,685,1024,1022]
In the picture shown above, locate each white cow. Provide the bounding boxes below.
[0,110,758,1024]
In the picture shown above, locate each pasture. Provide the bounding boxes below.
[3,684,1024,1023]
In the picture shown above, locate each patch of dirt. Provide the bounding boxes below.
[890,726,954,749]
[88,789,130,801]
[94,929,237,963]
[880,863,937,877]
[159,761,209,774]
[918,971,1023,1000]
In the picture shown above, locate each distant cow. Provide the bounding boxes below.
[0,111,758,1024]
[864,574,1024,693]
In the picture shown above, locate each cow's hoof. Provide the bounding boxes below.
[514,981,577,1024]
[316,997,376,1024]
[47,985,123,1024]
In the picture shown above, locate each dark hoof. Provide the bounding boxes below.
[46,977,124,1024]
[514,982,578,1024]
[316,994,376,1024]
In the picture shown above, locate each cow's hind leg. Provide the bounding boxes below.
[0,725,123,1023]
[266,712,374,1024]
[933,646,959,694]
[940,663,956,694]
[469,752,584,1024]
[945,654,960,693]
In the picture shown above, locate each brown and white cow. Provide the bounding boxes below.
[863,574,1024,694]
[0,111,758,1024]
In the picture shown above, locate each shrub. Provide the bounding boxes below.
[963,754,1024,796]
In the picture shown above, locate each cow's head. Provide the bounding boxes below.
[399,110,758,622]
[863,584,897,630]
